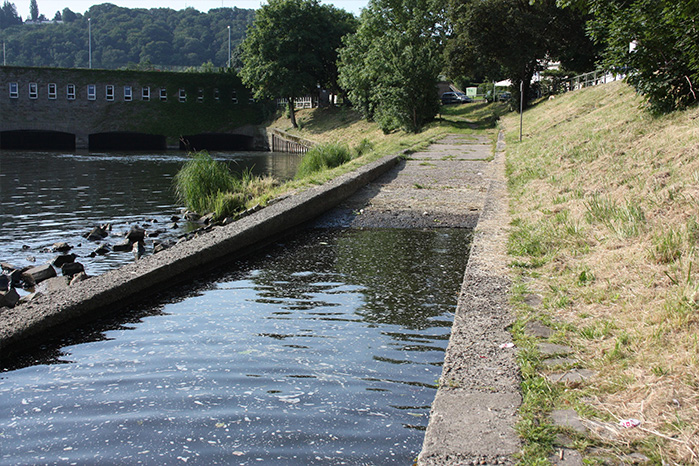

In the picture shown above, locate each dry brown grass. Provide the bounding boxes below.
[503,81,698,463]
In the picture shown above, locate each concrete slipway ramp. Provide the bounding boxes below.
[0,134,521,462]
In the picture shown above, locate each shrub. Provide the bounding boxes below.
[353,138,374,157]
[212,191,247,220]
[174,152,234,213]
[295,142,353,179]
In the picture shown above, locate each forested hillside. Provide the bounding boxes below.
[0,2,254,69]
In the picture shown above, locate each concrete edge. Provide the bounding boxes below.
[417,131,522,464]
[0,153,402,356]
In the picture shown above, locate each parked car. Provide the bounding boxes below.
[498,92,512,102]
[440,91,472,105]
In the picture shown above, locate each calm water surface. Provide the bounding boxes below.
[0,228,471,465]
[0,150,301,276]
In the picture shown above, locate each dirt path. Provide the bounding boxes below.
[315,133,522,464]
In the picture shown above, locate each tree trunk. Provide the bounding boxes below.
[288,97,297,128]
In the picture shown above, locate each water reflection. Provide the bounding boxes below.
[0,150,301,275]
[0,228,471,465]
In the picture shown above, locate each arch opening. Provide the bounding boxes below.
[180,133,255,152]
[0,130,76,150]
[89,132,167,151]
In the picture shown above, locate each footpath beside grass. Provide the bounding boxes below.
[502,81,698,463]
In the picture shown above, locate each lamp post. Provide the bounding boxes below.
[227,25,231,69]
[88,18,92,69]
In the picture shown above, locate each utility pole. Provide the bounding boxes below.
[3,41,6,67]
[227,26,231,69]
[519,81,524,142]
[88,18,92,69]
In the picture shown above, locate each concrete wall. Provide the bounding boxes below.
[0,66,271,150]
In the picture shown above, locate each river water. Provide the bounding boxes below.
[0,150,301,276]
[0,150,473,464]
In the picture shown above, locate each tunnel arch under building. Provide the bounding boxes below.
[0,130,76,151]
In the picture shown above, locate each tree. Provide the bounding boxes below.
[584,0,698,113]
[29,0,38,21]
[61,7,76,23]
[0,1,22,28]
[445,0,598,107]
[338,0,445,133]
[239,0,356,128]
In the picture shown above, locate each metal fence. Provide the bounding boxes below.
[562,69,626,93]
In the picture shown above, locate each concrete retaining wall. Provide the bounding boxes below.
[0,153,401,357]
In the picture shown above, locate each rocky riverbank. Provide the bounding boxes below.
[0,207,269,310]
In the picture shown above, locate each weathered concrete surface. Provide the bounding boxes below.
[417,132,521,464]
[314,133,522,463]
[0,153,401,357]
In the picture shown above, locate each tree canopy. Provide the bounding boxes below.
[0,3,255,69]
[338,0,445,133]
[445,0,598,107]
[239,0,356,128]
[584,0,698,113]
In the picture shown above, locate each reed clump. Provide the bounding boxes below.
[295,142,354,179]
[174,151,277,220]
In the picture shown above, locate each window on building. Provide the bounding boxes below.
[197,88,204,103]
[87,84,96,101]
[106,85,114,101]
[9,82,18,98]
[124,86,132,102]
[48,83,57,99]
[160,87,167,101]
[29,82,38,99]
[142,87,150,101]
[232,90,238,104]
[67,84,76,100]
[214,88,220,101]
[179,88,186,103]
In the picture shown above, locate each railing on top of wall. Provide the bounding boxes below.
[562,69,627,93]
[267,128,313,154]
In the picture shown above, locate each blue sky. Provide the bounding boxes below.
[19,1,368,17]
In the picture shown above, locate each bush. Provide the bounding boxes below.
[212,191,247,220]
[353,138,374,157]
[174,152,280,219]
[295,143,353,179]
[174,152,234,213]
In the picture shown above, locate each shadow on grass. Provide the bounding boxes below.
[438,102,512,131]
[297,106,363,134]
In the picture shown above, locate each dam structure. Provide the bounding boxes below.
[0,66,271,151]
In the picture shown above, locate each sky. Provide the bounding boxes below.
[17,0,368,17]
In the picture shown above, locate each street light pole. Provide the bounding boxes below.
[227,25,231,69]
[88,18,92,69]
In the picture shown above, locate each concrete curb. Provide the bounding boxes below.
[418,131,522,464]
[0,153,402,356]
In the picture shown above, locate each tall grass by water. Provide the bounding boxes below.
[174,151,277,220]
[295,142,354,179]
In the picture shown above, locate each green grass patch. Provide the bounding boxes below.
[174,151,277,220]
[295,142,354,179]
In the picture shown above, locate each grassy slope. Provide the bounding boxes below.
[502,81,698,463]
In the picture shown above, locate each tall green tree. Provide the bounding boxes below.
[0,1,22,28]
[584,0,698,113]
[28,0,38,21]
[338,0,445,133]
[446,0,598,107]
[240,0,356,128]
